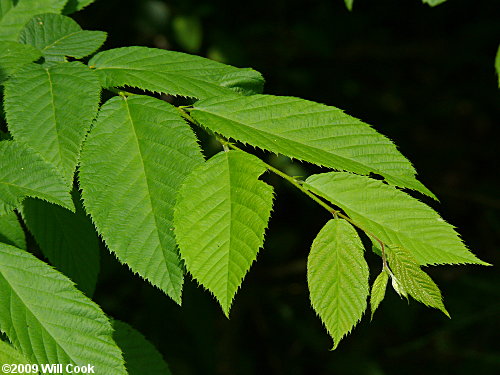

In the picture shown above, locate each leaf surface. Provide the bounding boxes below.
[191,95,433,197]
[0,211,25,249]
[307,219,369,349]
[0,41,40,83]
[63,0,96,14]
[0,340,33,366]
[89,46,264,98]
[174,150,274,316]
[344,0,354,11]
[79,95,204,303]
[0,242,126,373]
[305,172,487,266]
[370,269,388,318]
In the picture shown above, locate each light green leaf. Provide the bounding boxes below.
[307,219,369,350]
[89,46,265,98]
[0,242,127,373]
[0,211,25,249]
[21,190,100,296]
[174,150,274,316]
[191,95,434,198]
[344,0,354,11]
[19,13,107,60]
[386,245,449,317]
[0,141,73,215]
[0,0,67,41]
[0,41,40,83]
[495,44,500,88]
[112,320,172,375]
[305,172,487,266]
[63,0,96,14]
[4,62,100,184]
[172,15,202,53]
[0,0,14,21]
[79,95,204,303]
[370,269,388,319]
[422,0,447,6]
[0,340,33,366]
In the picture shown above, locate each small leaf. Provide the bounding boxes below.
[495,44,500,88]
[386,245,450,317]
[422,0,447,6]
[0,211,25,249]
[307,219,369,349]
[79,95,204,303]
[0,242,127,373]
[174,150,274,316]
[344,0,354,11]
[63,0,96,14]
[172,15,202,53]
[19,13,107,60]
[0,141,73,215]
[112,320,172,375]
[0,340,33,366]
[0,41,40,83]
[370,269,388,319]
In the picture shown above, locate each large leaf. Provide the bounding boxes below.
[190,95,433,198]
[112,320,172,375]
[305,172,487,265]
[174,150,274,316]
[19,13,107,60]
[0,0,67,41]
[386,245,449,316]
[0,242,126,373]
[0,340,33,366]
[79,95,204,303]
[0,141,73,215]
[370,269,388,319]
[0,211,25,249]
[22,191,100,296]
[0,41,40,83]
[4,62,100,184]
[307,219,369,349]
[89,46,264,98]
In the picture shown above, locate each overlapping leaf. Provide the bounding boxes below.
[112,320,172,375]
[174,150,274,316]
[0,41,40,83]
[63,0,96,14]
[0,141,73,215]
[79,95,204,303]
[22,191,100,296]
[0,0,67,41]
[0,242,127,373]
[19,13,107,59]
[89,46,264,98]
[0,211,25,249]
[305,172,486,265]
[0,0,14,20]
[190,95,434,197]
[307,219,369,349]
[370,270,388,318]
[4,61,100,184]
[0,340,33,366]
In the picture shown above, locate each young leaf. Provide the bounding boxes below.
[0,242,127,373]
[0,211,26,249]
[4,62,101,185]
[495,44,500,88]
[21,191,100,296]
[307,219,369,350]
[386,245,449,317]
[0,0,67,41]
[0,340,33,366]
[370,270,388,319]
[19,13,107,60]
[79,95,204,303]
[0,141,73,215]
[89,46,264,98]
[0,41,40,83]
[190,95,434,198]
[63,0,96,15]
[422,0,447,6]
[112,320,172,375]
[344,0,354,11]
[305,172,487,266]
[174,150,274,316]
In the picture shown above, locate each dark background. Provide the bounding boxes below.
[74,0,499,374]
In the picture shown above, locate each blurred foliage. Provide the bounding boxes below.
[74,0,499,374]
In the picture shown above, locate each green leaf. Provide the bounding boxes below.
[0,41,40,83]
[172,15,202,53]
[0,0,67,41]
[79,95,204,303]
[305,172,488,266]
[0,0,14,21]
[112,320,172,375]
[0,211,25,249]
[4,62,100,184]
[422,0,447,6]
[0,242,127,373]
[0,141,73,215]
[63,0,96,14]
[495,44,500,88]
[174,150,274,316]
[0,340,33,366]
[307,219,369,350]
[19,13,107,60]
[370,269,388,319]
[344,0,354,11]
[191,95,434,198]
[89,46,265,98]
[386,245,449,317]
[21,190,100,296]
